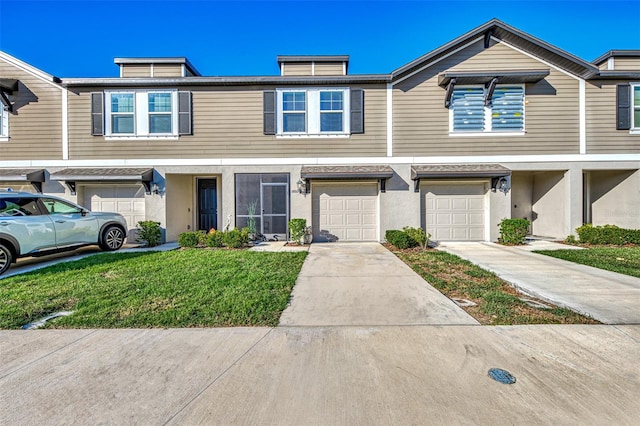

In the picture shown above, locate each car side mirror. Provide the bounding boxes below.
[80,209,89,217]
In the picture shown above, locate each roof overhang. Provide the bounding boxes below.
[411,164,511,192]
[300,165,394,193]
[0,168,46,193]
[50,168,154,195]
[437,69,550,87]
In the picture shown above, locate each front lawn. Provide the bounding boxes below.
[0,249,307,329]
[534,246,640,278]
[388,246,598,325]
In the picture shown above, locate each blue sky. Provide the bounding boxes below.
[1,0,639,77]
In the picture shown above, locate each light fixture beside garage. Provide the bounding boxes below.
[491,176,510,194]
[296,179,306,194]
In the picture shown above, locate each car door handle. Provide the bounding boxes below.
[0,222,8,226]
[55,220,66,223]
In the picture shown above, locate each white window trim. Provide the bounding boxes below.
[0,106,8,141]
[448,84,526,136]
[104,89,178,138]
[276,87,350,137]
[631,83,640,135]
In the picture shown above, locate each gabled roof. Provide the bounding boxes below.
[391,19,599,82]
[592,50,640,65]
[0,50,62,87]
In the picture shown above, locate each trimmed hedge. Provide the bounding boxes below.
[498,218,530,245]
[385,227,430,249]
[576,224,640,245]
[178,228,250,249]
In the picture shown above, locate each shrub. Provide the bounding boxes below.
[385,230,415,249]
[403,226,430,249]
[136,220,162,247]
[223,228,249,248]
[205,231,225,248]
[576,224,640,245]
[498,218,530,245]
[289,218,307,243]
[178,231,204,248]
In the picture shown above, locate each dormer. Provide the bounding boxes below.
[593,50,640,71]
[277,55,349,76]
[114,57,201,78]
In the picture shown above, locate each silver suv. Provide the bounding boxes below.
[0,191,129,275]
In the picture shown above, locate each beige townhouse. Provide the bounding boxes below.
[1,19,638,244]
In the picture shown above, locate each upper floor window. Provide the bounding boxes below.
[633,85,640,131]
[0,107,8,139]
[450,85,524,134]
[276,88,350,136]
[105,90,178,137]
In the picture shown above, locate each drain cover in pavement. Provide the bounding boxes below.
[488,368,516,384]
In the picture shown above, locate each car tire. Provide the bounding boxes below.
[0,243,13,275]
[100,226,125,251]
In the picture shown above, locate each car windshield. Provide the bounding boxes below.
[0,198,40,216]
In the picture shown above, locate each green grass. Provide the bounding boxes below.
[389,247,598,325]
[534,246,640,278]
[0,249,307,329]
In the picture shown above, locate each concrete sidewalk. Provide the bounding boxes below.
[1,325,638,425]
[279,243,478,326]
[439,242,640,324]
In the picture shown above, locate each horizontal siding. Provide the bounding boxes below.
[586,80,640,153]
[393,39,580,156]
[153,64,183,77]
[121,65,151,77]
[282,63,312,76]
[613,58,640,71]
[0,59,63,160]
[314,63,345,76]
[67,84,387,159]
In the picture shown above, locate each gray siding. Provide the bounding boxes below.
[586,80,640,153]
[153,64,183,77]
[67,84,387,159]
[314,63,345,76]
[0,58,63,160]
[393,39,581,156]
[612,58,640,71]
[281,63,313,76]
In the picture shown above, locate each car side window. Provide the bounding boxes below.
[42,199,83,215]
[0,197,41,216]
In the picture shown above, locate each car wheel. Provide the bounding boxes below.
[0,243,13,275]
[100,226,125,251]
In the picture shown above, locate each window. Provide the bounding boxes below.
[0,107,8,139]
[633,85,640,131]
[41,198,83,215]
[105,90,178,137]
[276,88,350,136]
[450,85,524,134]
[0,198,40,216]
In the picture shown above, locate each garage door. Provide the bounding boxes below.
[313,183,378,242]
[424,183,486,241]
[83,185,146,239]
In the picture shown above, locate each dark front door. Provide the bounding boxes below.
[198,179,218,231]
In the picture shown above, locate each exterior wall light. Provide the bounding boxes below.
[296,179,305,194]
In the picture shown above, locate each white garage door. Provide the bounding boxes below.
[313,183,378,242]
[425,183,486,241]
[83,185,146,238]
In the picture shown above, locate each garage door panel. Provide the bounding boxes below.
[425,183,486,241]
[84,185,146,241]
[313,183,378,242]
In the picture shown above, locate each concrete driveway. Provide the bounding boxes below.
[279,243,478,326]
[439,241,640,324]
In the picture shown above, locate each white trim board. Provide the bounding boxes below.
[0,51,63,90]
[3,154,639,169]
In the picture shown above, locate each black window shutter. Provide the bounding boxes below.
[263,90,276,135]
[616,84,631,130]
[178,91,192,135]
[91,92,104,136]
[350,88,364,134]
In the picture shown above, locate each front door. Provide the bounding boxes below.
[197,179,218,231]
